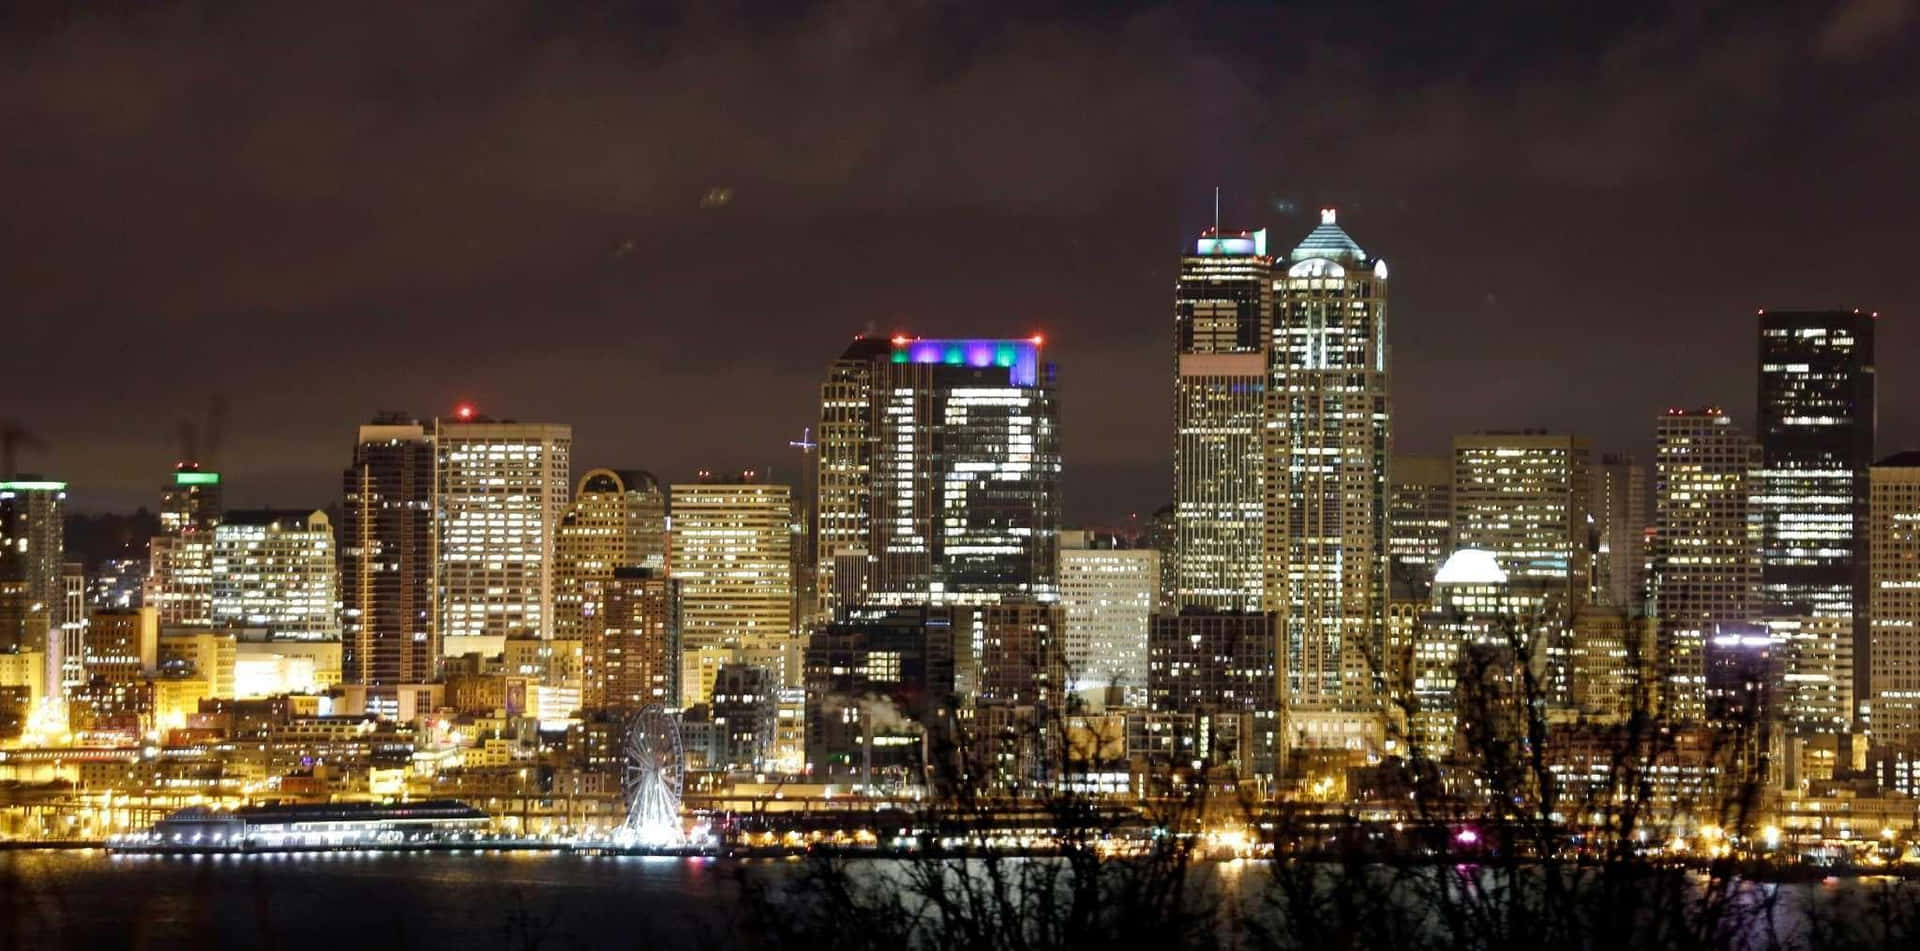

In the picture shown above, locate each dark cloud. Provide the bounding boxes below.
[4,1,1917,523]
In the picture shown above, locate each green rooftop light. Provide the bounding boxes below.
[174,472,221,486]
[0,481,67,492]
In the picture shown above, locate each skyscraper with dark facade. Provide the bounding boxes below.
[0,478,66,692]
[1755,309,1875,723]
[341,416,435,686]
[1174,228,1270,611]
[813,336,894,621]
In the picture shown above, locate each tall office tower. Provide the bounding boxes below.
[433,413,572,658]
[555,469,668,643]
[341,416,435,686]
[814,337,894,621]
[1869,455,1920,751]
[1756,309,1876,723]
[1451,432,1593,606]
[1266,210,1391,752]
[1148,504,1178,610]
[210,510,339,641]
[587,567,678,710]
[83,608,158,681]
[0,478,66,693]
[1388,455,1452,600]
[1057,530,1159,707]
[160,464,222,534]
[1592,454,1649,608]
[869,337,1062,605]
[669,476,794,704]
[812,336,1061,609]
[1174,226,1271,611]
[1652,409,1761,724]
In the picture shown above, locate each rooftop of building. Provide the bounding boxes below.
[1875,451,1920,468]
[1289,209,1369,264]
[219,508,327,529]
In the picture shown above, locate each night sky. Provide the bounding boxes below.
[5,1,1917,525]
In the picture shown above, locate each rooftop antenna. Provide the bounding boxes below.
[1213,186,1220,233]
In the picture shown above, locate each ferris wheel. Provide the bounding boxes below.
[621,704,685,843]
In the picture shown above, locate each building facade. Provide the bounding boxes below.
[433,415,572,658]
[1756,309,1875,724]
[1265,210,1391,752]
[1652,409,1761,724]
[211,510,339,641]
[1174,228,1270,611]
[1058,531,1159,706]
[1450,432,1592,607]
[1592,454,1649,609]
[341,416,436,685]
[1869,455,1920,751]
[669,477,794,704]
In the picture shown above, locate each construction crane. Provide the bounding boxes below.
[0,422,46,480]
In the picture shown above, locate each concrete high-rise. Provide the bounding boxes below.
[1652,409,1761,723]
[160,465,222,535]
[1057,531,1159,706]
[1451,432,1593,608]
[433,413,572,658]
[1869,454,1920,751]
[1265,210,1391,752]
[1174,227,1270,611]
[669,476,794,704]
[210,510,339,641]
[1388,455,1452,600]
[1756,309,1876,724]
[1592,454,1649,608]
[341,416,436,686]
[588,567,679,711]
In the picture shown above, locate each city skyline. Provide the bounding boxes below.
[5,3,1918,526]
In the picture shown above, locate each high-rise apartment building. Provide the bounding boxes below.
[0,478,66,694]
[588,567,679,711]
[1652,409,1761,724]
[1451,432,1593,607]
[1057,531,1159,706]
[1756,309,1875,723]
[1592,454,1649,608]
[1388,455,1452,600]
[1869,455,1920,751]
[433,414,572,658]
[555,468,668,648]
[341,416,436,685]
[669,476,794,704]
[210,510,339,641]
[1265,210,1391,751]
[1174,227,1270,611]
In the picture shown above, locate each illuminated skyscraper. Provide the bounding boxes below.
[211,510,339,641]
[0,478,66,694]
[1265,210,1391,752]
[1450,432,1593,606]
[669,476,794,704]
[868,337,1061,605]
[1755,309,1875,723]
[813,337,893,621]
[1869,455,1920,751]
[1388,455,1452,600]
[1174,227,1270,611]
[433,414,572,658]
[1592,454,1649,608]
[1057,530,1159,706]
[1652,408,1761,724]
[147,465,219,630]
[341,416,435,685]
[555,468,668,644]
[589,566,679,711]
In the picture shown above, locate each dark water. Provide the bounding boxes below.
[0,850,767,950]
